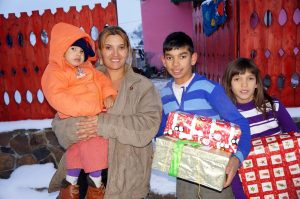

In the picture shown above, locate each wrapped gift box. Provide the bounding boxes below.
[152,136,231,191]
[239,133,300,199]
[164,111,241,153]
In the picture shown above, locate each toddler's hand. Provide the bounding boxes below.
[104,95,115,109]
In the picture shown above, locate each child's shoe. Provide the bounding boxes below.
[58,179,79,199]
[86,176,105,199]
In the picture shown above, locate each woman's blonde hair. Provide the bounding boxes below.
[98,26,132,66]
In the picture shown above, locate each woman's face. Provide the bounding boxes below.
[100,35,128,71]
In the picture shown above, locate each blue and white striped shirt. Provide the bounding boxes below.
[157,73,251,162]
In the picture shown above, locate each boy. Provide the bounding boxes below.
[158,32,251,198]
[42,22,116,199]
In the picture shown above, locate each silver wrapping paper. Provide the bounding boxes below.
[152,136,231,191]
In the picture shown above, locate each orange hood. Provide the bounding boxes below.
[49,22,96,69]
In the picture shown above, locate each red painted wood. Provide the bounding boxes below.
[29,11,48,119]
[105,2,118,26]
[92,4,106,31]
[79,6,93,35]
[38,9,56,118]
[5,13,26,120]
[196,0,300,106]
[16,12,33,119]
[66,7,81,27]
[280,1,297,106]
[0,15,9,120]
[240,0,300,106]
[269,2,283,101]
[295,1,300,106]
[0,3,118,121]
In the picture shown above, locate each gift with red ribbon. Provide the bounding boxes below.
[239,132,300,198]
[164,111,241,153]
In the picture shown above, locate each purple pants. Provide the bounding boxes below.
[231,172,247,199]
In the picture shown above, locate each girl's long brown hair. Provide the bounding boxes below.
[222,58,274,117]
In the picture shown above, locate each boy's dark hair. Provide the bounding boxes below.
[163,32,194,54]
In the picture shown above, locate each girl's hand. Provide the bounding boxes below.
[224,156,240,188]
[104,96,115,109]
[76,116,98,140]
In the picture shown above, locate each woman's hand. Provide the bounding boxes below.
[76,115,98,140]
[224,156,240,188]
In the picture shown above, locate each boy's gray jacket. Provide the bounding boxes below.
[48,66,162,199]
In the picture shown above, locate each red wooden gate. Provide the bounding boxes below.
[239,0,300,106]
[193,0,300,107]
[0,3,117,121]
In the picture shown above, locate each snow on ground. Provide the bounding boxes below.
[0,161,175,198]
[0,163,176,199]
[286,107,300,119]
[0,163,59,199]
[151,78,169,91]
[150,170,176,195]
[0,119,52,133]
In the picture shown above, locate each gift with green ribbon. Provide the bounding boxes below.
[152,136,231,191]
[169,140,201,177]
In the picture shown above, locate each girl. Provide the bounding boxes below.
[222,57,299,199]
[48,26,162,199]
[223,57,298,138]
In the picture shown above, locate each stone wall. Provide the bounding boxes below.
[0,128,64,179]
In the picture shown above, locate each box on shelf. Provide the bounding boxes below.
[164,111,241,153]
[239,133,300,199]
[152,135,231,191]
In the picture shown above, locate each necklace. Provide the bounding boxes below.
[76,66,86,78]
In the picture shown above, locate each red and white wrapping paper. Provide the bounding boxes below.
[239,133,300,199]
[163,111,241,153]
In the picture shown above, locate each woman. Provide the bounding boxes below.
[48,26,162,199]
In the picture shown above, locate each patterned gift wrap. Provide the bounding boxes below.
[239,133,300,199]
[164,111,241,153]
[152,136,231,191]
